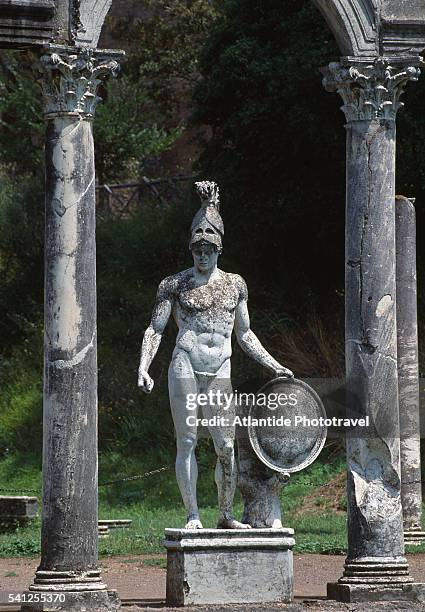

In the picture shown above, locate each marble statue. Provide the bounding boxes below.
[138,181,293,529]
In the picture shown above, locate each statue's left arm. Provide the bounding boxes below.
[234,276,294,378]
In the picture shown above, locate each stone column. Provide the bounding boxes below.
[22,45,121,612]
[322,57,425,603]
[396,195,425,545]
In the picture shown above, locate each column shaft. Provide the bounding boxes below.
[42,114,98,571]
[22,45,121,612]
[396,196,424,544]
[345,118,405,562]
[322,57,425,602]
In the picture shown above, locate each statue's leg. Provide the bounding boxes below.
[168,350,202,528]
[202,361,251,529]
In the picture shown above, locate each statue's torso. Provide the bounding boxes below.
[162,268,245,374]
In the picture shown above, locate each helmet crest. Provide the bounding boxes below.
[190,181,224,251]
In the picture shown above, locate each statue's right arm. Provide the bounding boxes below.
[138,279,174,394]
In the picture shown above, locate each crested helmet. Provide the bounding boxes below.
[189,181,224,251]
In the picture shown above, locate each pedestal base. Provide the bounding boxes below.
[98,524,110,538]
[20,569,120,611]
[404,529,425,545]
[164,528,294,606]
[0,496,38,533]
[328,582,425,603]
[20,589,120,611]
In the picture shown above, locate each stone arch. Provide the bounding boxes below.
[313,0,377,56]
[74,0,113,46]
[313,0,425,57]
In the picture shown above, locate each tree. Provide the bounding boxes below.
[191,0,347,314]
[192,0,425,317]
[114,0,221,119]
[0,29,190,347]
[94,76,181,184]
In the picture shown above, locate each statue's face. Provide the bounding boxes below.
[191,242,219,273]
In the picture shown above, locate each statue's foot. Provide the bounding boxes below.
[217,515,252,529]
[185,517,203,529]
[270,519,283,529]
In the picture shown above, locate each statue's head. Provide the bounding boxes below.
[189,181,224,253]
[191,241,219,274]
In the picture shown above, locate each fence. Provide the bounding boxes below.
[96,175,196,217]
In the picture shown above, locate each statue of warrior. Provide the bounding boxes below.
[138,181,293,529]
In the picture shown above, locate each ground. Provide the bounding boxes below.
[1,554,425,611]
[1,459,424,610]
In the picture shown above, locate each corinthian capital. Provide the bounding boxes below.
[39,45,122,119]
[321,57,421,122]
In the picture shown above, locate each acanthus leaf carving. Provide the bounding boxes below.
[40,46,120,118]
[321,57,421,121]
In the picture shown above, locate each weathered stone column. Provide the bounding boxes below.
[396,195,425,546]
[322,57,425,603]
[22,45,121,612]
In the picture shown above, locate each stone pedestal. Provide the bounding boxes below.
[395,196,425,546]
[98,519,132,537]
[0,496,38,532]
[164,528,294,606]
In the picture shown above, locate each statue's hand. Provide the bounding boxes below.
[274,366,294,379]
[138,370,154,394]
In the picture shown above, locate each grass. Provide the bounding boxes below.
[0,300,350,560]
[0,451,347,557]
[292,513,346,555]
[142,558,167,568]
[0,310,422,560]
[1,449,424,560]
[0,452,349,558]
[0,502,349,559]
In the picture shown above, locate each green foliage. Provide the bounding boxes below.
[142,558,167,568]
[0,47,183,190]
[0,171,44,348]
[282,455,345,512]
[115,0,221,117]
[94,76,182,184]
[94,0,221,185]
[0,37,190,349]
[95,195,194,453]
[192,0,344,311]
[0,453,41,493]
[0,534,40,558]
[339,494,348,511]
[0,52,43,178]
[192,0,425,314]
[0,1,219,354]
[0,454,347,557]
[0,379,42,456]
[4,455,425,558]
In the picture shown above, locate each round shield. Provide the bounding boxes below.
[247,378,327,473]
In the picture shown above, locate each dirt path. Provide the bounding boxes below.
[0,554,424,610]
